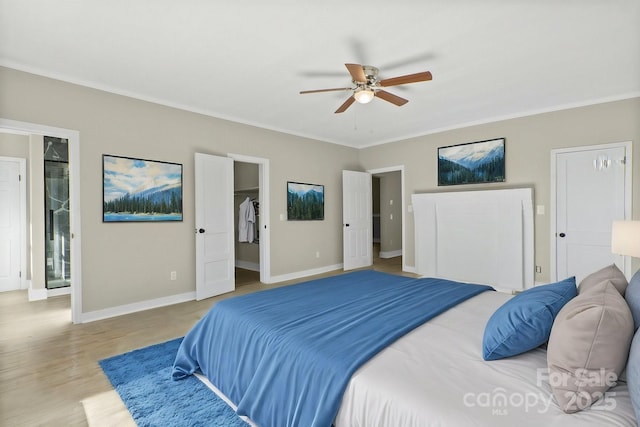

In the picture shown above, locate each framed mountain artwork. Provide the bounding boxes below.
[438,138,505,186]
[287,181,324,220]
[102,154,183,222]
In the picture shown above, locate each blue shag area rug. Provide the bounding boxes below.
[99,337,247,427]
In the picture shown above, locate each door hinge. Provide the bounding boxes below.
[18,174,22,182]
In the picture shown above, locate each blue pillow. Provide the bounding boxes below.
[628,329,640,423]
[483,277,577,361]
[626,269,640,331]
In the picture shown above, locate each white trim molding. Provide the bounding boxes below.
[81,292,196,323]
[550,141,633,281]
[379,249,403,259]
[48,287,71,298]
[367,166,407,272]
[268,264,343,284]
[0,118,83,324]
[28,286,47,301]
[236,260,260,272]
[227,153,270,284]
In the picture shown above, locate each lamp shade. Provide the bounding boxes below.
[612,220,640,258]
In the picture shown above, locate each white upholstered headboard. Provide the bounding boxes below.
[412,188,534,291]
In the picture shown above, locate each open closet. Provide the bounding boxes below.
[234,161,260,285]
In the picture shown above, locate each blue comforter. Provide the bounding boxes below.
[172,270,492,427]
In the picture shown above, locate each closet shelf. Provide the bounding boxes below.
[235,186,259,195]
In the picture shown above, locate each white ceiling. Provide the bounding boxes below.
[1,1,639,148]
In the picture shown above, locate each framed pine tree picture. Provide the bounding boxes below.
[102,154,183,222]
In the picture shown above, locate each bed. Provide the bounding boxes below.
[172,269,640,427]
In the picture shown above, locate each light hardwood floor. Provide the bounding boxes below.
[0,255,408,426]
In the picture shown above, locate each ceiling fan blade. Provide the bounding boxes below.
[345,63,367,83]
[379,71,432,87]
[335,96,356,113]
[375,90,409,106]
[300,87,352,94]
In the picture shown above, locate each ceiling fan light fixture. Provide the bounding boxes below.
[301,63,429,113]
[354,87,375,104]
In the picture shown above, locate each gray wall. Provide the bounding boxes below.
[360,97,640,282]
[0,132,29,157]
[1,65,638,315]
[0,67,360,313]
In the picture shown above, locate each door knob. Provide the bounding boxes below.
[199,228,205,233]
[558,232,566,238]
[345,224,350,227]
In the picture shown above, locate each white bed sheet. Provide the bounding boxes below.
[334,291,637,427]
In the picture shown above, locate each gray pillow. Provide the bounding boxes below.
[547,280,634,413]
[578,263,628,296]
[626,269,640,331]
[627,329,640,425]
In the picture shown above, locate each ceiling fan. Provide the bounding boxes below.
[300,63,432,113]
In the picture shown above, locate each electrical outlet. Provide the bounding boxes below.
[535,266,542,274]
[316,251,320,258]
[171,271,177,280]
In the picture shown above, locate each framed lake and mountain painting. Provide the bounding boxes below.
[437,138,505,186]
[103,154,183,222]
[287,181,324,220]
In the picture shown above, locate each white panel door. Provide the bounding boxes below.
[195,153,235,300]
[343,170,372,270]
[0,159,21,292]
[555,145,628,283]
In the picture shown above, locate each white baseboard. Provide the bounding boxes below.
[403,265,416,274]
[379,249,402,259]
[48,286,71,297]
[28,284,71,301]
[78,260,418,322]
[80,291,196,323]
[28,286,48,301]
[268,263,344,284]
[236,260,260,272]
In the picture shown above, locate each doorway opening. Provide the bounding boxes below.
[234,161,260,287]
[369,167,405,273]
[228,153,271,285]
[0,118,82,323]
